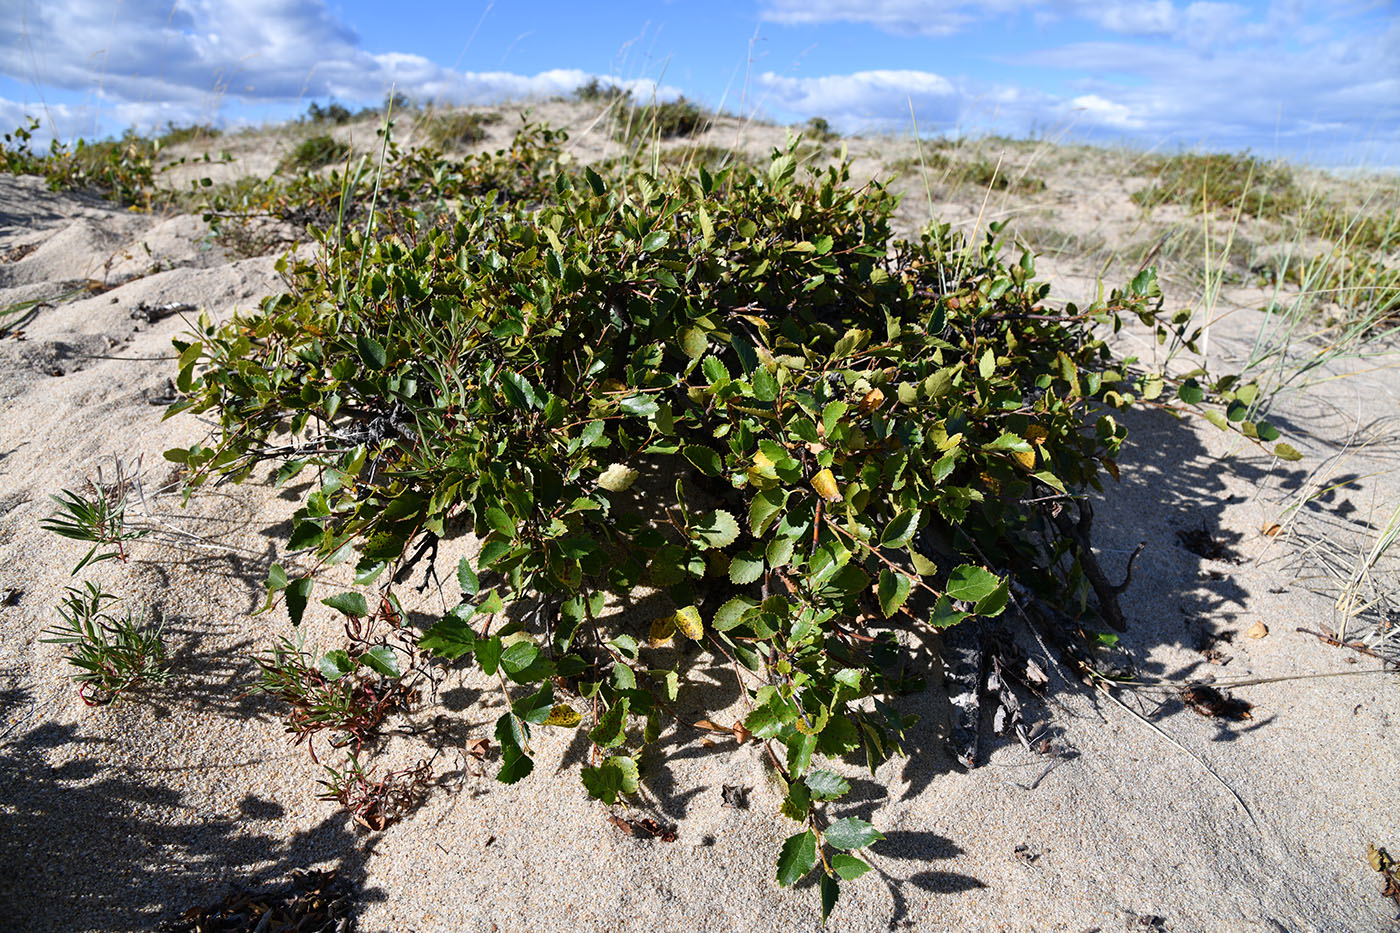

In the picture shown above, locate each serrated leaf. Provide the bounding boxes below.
[456,556,479,596]
[359,645,401,678]
[946,564,1000,603]
[877,569,911,618]
[804,769,851,801]
[830,853,871,880]
[881,510,919,549]
[766,534,796,569]
[821,874,840,922]
[776,830,819,887]
[356,334,387,369]
[475,635,503,675]
[484,506,516,538]
[318,649,355,681]
[728,549,765,584]
[285,576,313,626]
[590,697,629,748]
[811,468,842,502]
[321,591,368,618]
[671,605,704,640]
[693,510,739,549]
[597,463,639,492]
[419,608,477,660]
[683,445,724,476]
[824,817,884,851]
[500,370,540,410]
[497,745,533,784]
[712,596,756,632]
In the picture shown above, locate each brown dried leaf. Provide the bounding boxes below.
[466,737,490,759]
[1180,685,1253,721]
[857,387,885,415]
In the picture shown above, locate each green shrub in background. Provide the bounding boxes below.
[280,134,351,172]
[166,135,1288,919]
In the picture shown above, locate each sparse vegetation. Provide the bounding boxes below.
[423,110,502,149]
[41,583,168,706]
[279,133,351,172]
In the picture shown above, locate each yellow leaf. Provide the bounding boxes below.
[1026,424,1049,445]
[672,605,704,640]
[543,704,582,727]
[811,468,842,502]
[649,615,676,646]
[1011,448,1035,470]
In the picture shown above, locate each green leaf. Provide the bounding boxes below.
[973,577,1010,617]
[500,370,540,410]
[881,510,920,549]
[693,509,739,549]
[830,853,872,881]
[749,488,789,536]
[457,556,479,596]
[1273,442,1303,461]
[497,745,533,784]
[821,874,840,923]
[321,591,368,618]
[728,549,765,584]
[356,334,387,369]
[824,817,884,851]
[582,755,639,804]
[285,576,313,626]
[683,445,724,476]
[318,649,355,681]
[619,394,659,418]
[978,346,996,379]
[776,830,819,887]
[359,646,401,678]
[585,164,606,195]
[597,463,639,492]
[804,769,851,801]
[946,564,1001,603]
[751,366,779,402]
[641,230,670,252]
[877,569,912,618]
[1178,379,1205,405]
[484,506,516,538]
[419,608,477,660]
[712,596,756,632]
[475,635,503,676]
[590,697,629,748]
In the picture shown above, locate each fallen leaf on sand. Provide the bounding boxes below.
[1246,621,1268,639]
[1181,685,1253,721]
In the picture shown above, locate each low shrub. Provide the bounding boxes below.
[1132,150,1301,219]
[619,97,709,141]
[424,111,501,150]
[167,136,1284,919]
[280,134,350,172]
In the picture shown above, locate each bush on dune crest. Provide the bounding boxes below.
[159,122,1288,919]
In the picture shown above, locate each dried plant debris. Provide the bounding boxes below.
[607,813,678,841]
[721,784,749,809]
[162,868,354,933]
[1176,521,1242,563]
[1180,685,1253,721]
[1370,845,1400,917]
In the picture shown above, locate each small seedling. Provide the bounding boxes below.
[317,753,432,830]
[252,635,413,755]
[42,583,168,706]
[41,482,149,574]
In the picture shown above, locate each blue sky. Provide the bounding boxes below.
[1,0,1397,166]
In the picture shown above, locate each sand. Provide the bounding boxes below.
[0,104,1396,932]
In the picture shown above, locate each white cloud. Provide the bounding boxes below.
[757,70,960,131]
[0,0,677,138]
[758,0,1307,42]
